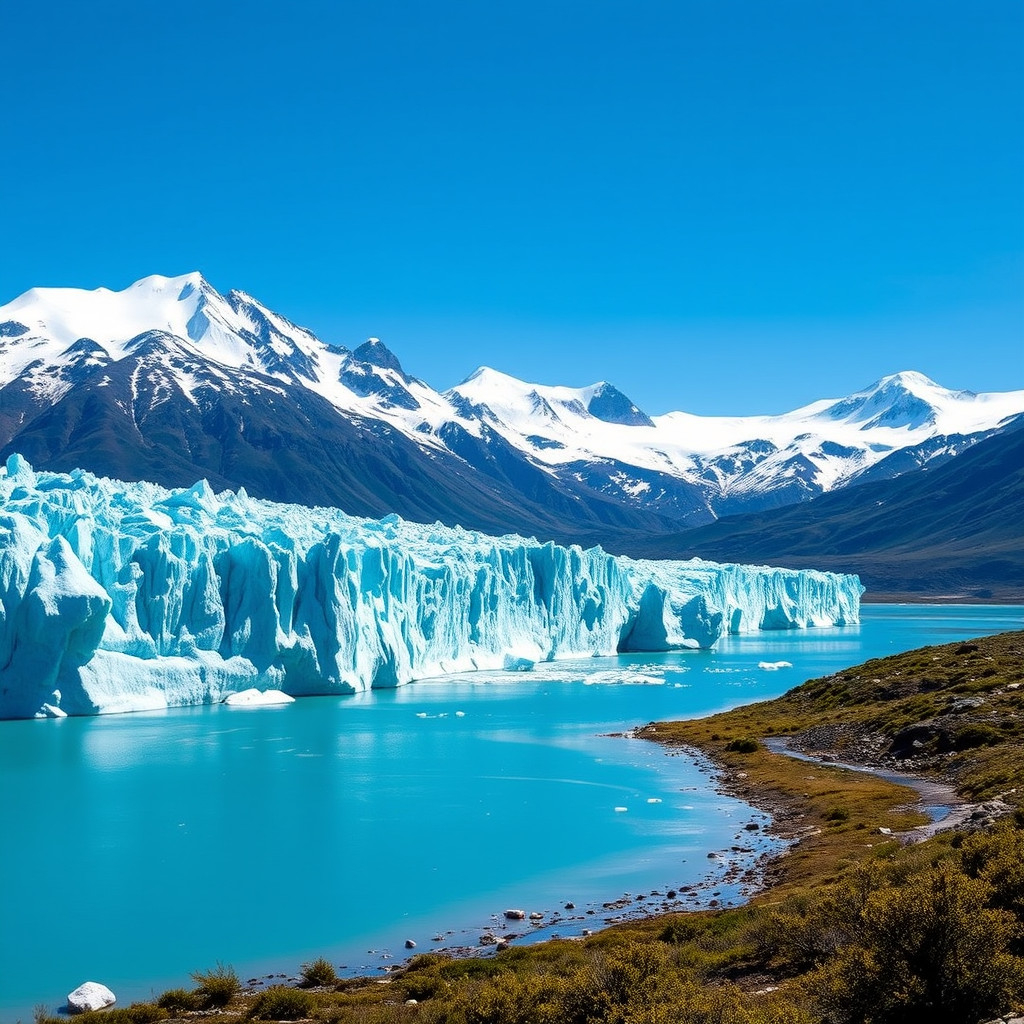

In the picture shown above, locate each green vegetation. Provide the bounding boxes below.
[30,632,1024,1024]
[155,990,198,1014]
[36,1004,168,1024]
[299,957,339,988]
[190,963,242,1008]
[726,736,761,753]
[247,987,313,1020]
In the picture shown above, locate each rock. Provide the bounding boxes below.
[404,939,416,949]
[495,940,510,951]
[529,911,543,920]
[479,933,498,945]
[67,982,116,1013]
[504,909,526,920]
[564,902,575,910]
[950,697,985,712]
[744,822,760,831]
[405,998,418,1005]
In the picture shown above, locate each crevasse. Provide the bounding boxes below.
[0,455,862,719]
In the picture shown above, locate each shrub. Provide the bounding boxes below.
[248,986,313,1021]
[156,989,199,1013]
[659,916,704,944]
[66,1007,167,1024]
[825,806,850,823]
[725,737,760,753]
[808,866,1024,1023]
[953,724,1002,749]
[191,963,241,1008]
[298,957,338,988]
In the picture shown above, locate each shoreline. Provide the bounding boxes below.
[22,725,1003,1023]
[15,626,1023,1023]
[242,720,971,993]
[860,593,1024,605]
[103,722,985,1012]
[235,732,789,990]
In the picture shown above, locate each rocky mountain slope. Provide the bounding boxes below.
[631,417,1024,600]
[1,272,1020,550]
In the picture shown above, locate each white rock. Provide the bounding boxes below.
[67,982,115,1013]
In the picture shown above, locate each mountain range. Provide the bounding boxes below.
[1,272,1021,597]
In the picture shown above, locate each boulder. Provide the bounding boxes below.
[67,982,116,1013]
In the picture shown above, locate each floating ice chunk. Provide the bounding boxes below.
[223,688,295,707]
[758,660,794,671]
[36,703,67,718]
[647,798,662,804]
[503,654,536,672]
[614,806,629,813]
[455,710,466,717]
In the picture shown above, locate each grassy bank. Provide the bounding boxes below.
[35,632,1024,1024]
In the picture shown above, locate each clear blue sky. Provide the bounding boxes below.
[3,0,1021,415]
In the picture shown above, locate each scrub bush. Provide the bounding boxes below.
[299,957,338,988]
[156,989,198,1013]
[191,963,241,1008]
[726,737,760,753]
[248,986,313,1020]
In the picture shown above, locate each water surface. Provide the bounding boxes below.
[1,605,1020,1019]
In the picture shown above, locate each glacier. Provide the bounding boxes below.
[0,456,862,719]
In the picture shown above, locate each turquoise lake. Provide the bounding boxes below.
[1,604,1021,1020]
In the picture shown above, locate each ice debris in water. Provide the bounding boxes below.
[0,457,862,718]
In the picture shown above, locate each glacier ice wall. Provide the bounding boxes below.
[0,456,862,718]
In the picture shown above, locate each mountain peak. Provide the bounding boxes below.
[586,381,654,427]
[353,337,404,374]
[130,270,211,293]
[824,371,951,431]
[870,370,942,394]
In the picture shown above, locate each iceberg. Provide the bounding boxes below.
[0,456,862,718]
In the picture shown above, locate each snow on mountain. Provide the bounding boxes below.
[1,272,1021,535]
[0,455,862,719]
[446,365,1024,514]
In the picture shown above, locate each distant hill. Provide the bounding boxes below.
[625,418,1024,601]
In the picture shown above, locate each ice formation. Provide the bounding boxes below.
[0,456,862,718]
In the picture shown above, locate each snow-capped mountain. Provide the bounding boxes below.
[1,272,1021,545]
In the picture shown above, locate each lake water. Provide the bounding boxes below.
[1,604,1020,1020]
